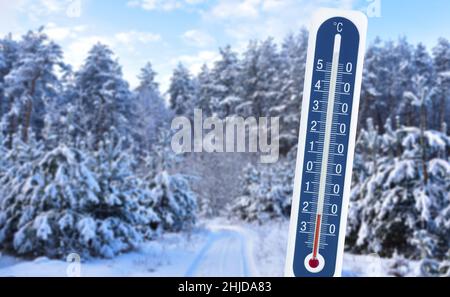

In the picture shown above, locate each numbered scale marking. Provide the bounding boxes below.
[285,9,367,277]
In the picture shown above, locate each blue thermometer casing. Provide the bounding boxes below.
[285,8,367,277]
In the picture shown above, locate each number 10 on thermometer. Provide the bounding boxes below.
[285,9,367,277]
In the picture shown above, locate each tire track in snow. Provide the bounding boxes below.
[185,226,256,277]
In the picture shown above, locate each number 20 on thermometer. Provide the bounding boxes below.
[285,9,367,277]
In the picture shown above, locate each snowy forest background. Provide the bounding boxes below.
[0,27,449,277]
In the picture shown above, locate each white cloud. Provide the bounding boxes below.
[115,30,161,44]
[210,0,260,19]
[182,30,215,47]
[171,50,219,75]
[127,0,205,11]
[44,23,87,41]
[204,0,358,44]
[16,0,75,20]
[261,0,286,11]
[127,0,176,11]
[185,0,206,4]
[64,29,161,68]
[37,0,65,13]
[63,30,161,89]
[127,0,178,11]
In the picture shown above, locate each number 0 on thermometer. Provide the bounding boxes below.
[285,9,367,277]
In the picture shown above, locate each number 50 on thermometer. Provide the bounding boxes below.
[285,8,367,277]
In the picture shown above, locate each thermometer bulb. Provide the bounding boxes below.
[309,258,320,269]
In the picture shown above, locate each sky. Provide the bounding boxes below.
[0,0,449,92]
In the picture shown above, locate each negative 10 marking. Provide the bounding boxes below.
[285,9,367,277]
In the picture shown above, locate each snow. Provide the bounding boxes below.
[414,188,433,222]
[77,217,96,243]
[439,71,450,78]
[58,213,74,230]
[0,219,417,277]
[0,228,206,277]
[34,215,52,241]
[424,131,450,153]
[385,159,416,186]
[429,159,450,176]
[184,222,258,277]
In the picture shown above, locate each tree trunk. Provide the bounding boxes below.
[357,94,370,137]
[420,103,428,185]
[22,74,40,143]
[6,96,16,149]
[22,98,33,143]
[439,91,446,128]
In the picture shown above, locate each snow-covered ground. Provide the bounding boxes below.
[238,219,420,277]
[0,219,419,277]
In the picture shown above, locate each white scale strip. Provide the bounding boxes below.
[316,34,341,221]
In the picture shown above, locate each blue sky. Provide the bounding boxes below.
[0,0,449,91]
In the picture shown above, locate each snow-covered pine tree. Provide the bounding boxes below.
[168,63,196,118]
[90,130,159,246]
[196,64,215,116]
[347,119,450,260]
[149,171,197,232]
[141,131,197,232]
[0,132,156,258]
[411,43,435,131]
[1,28,64,146]
[137,62,159,92]
[231,159,294,223]
[347,118,383,239]
[359,38,384,130]
[403,74,433,184]
[432,38,450,128]
[413,43,434,85]
[0,132,5,182]
[391,37,416,127]
[73,43,134,148]
[134,62,171,153]
[209,45,242,117]
[43,101,80,149]
[0,128,44,199]
[276,30,308,153]
[231,164,261,221]
[0,34,19,120]
[41,59,76,149]
[359,38,415,132]
[240,38,282,118]
[0,134,72,257]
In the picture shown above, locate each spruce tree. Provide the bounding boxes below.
[73,43,134,147]
[168,63,196,117]
[2,28,63,145]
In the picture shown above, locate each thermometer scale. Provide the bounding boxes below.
[285,9,367,277]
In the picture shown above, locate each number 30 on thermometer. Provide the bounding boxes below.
[285,9,367,277]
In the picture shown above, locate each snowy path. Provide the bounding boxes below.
[0,220,399,276]
[185,225,257,277]
[0,222,259,277]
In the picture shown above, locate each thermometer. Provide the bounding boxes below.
[285,8,367,277]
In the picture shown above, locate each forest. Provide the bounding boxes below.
[0,27,449,276]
